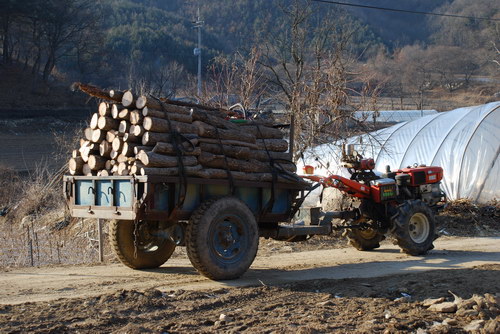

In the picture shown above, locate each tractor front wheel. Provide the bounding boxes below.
[392,200,436,255]
[345,224,385,251]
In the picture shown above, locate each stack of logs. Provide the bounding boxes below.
[69,84,298,183]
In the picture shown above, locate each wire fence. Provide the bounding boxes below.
[0,218,114,268]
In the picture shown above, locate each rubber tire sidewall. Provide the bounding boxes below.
[186,197,259,280]
[392,200,436,255]
[109,220,176,269]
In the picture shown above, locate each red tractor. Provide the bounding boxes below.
[302,144,446,255]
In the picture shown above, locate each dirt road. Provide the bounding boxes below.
[1,236,499,306]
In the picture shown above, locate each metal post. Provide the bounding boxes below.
[193,8,203,97]
[97,218,104,262]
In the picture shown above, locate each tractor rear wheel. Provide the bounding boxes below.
[345,224,385,251]
[186,197,259,280]
[109,220,176,269]
[392,200,436,255]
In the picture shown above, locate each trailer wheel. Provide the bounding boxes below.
[392,200,436,255]
[345,224,385,251]
[109,220,176,269]
[186,197,259,280]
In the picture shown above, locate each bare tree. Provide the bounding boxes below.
[259,0,377,160]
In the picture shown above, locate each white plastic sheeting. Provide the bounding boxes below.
[353,110,438,123]
[299,102,500,203]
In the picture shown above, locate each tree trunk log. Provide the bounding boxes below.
[121,142,137,156]
[143,117,198,134]
[112,137,123,152]
[69,157,84,175]
[256,139,289,152]
[130,124,145,137]
[152,142,201,156]
[84,127,93,141]
[90,113,99,129]
[238,124,283,139]
[142,106,193,123]
[98,102,110,116]
[138,151,198,167]
[133,146,152,155]
[198,137,259,149]
[135,95,192,115]
[87,155,107,170]
[192,110,237,130]
[118,108,130,120]
[121,90,135,107]
[98,116,119,131]
[199,143,250,159]
[194,121,256,143]
[90,129,106,143]
[129,110,143,125]
[99,141,112,158]
[140,165,202,176]
[142,131,198,146]
[118,120,129,134]
[251,150,292,162]
[123,132,141,143]
[106,130,121,143]
[109,89,124,101]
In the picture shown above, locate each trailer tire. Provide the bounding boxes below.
[186,197,259,280]
[345,226,385,251]
[392,200,436,255]
[109,220,176,269]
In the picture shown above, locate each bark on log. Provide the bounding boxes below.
[191,168,301,184]
[143,117,198,134]
[98,169,110,176]
[135,95,192,115]
[142,131,198,146]
[140,165,203,176]
[121,142,138,156]
[98,116,119,131]
[69,157,84,175]
[123,132,141,143]
[251,150,292,162]
[199,143,250,160]
[194,121,256,143]
[90,113,99,129]
[109,89,124,101]
[197,137,259,150]
[138,151,198,167]
[192,110,237,130]
[256,139,289,152]
[82,164,93,176]
[88,155,107,170]
[98,102,110,116]
[152,142,201,156]
[198,152,296,173]
[142,106,193,123]
[133,146,152,155]
[238,124,283,139]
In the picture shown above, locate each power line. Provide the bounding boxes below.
[311,0,500,22]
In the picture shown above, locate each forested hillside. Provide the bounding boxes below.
[0,0,499,109]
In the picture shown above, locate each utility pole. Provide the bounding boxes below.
[193,7,203,97]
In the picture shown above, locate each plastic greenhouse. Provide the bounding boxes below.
[299,102,500,203]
